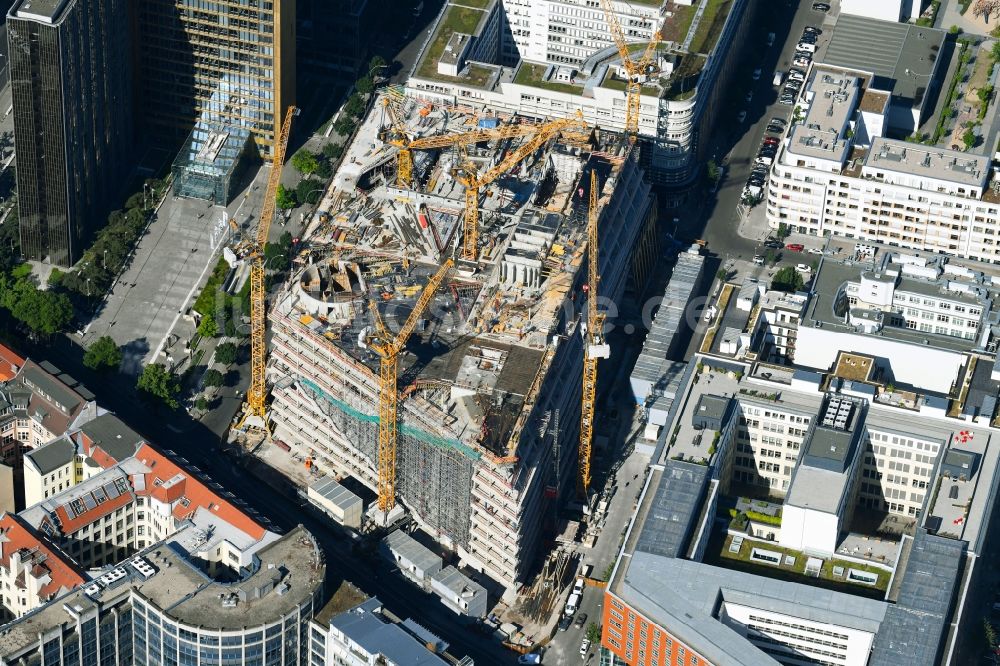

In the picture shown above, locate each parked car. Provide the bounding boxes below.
[767,124,785,134]
[773,70,784,86]
[753,255,765,265]
[580,639,592,657]
[796,42,817,53]
[770,116,786,127]
[796,263,812,273]
[804,26,822,35]
[778,96,795,106]
[767,32,775,46]
[753,67,762,80]
[786,243,804,252]
[518,655,542,665]
[738,110,747,123]
[559,615,573,631]
[800,33,817,43]
[793,57,811,68]
[745,91,753,103]
[763,137,779,145]
[575,613,589,628]
[813,2,831,11]
[807,247,823,255]
[764,240,783,249]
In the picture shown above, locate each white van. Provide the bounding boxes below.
[565,592,581,616]
[772,70,784,86]
[573,577,585,595]
[796,42,817,53]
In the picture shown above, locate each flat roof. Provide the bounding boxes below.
[9,0,68,23]
[823,15,946,108]
[328,597,448,665]
[788,69,860,162]
[384,530,442,573]
[633,461,710,559]
[864,138,989,189]
[309,476,362,510]
[432,565,485,597]
[868,530,964,666]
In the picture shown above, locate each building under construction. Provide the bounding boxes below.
[267,95,654,593]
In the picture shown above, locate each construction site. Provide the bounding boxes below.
[265,90,655,597]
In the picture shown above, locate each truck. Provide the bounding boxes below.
[565,592,581,617]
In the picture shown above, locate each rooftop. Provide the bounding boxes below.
[787,68,861,162]
[326,597,448,666]
[863,138,990,190]
[0,513,84,600]
[823,14,946,109]
[24,436,75,476]
[9,0,68,23]
[384,530,442,573]
[77,413,145,464]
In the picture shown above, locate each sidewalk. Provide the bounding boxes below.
[737,199,772,242]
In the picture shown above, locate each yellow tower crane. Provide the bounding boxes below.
[579,170,609,496]
[457,113,586,261]
[238,106,298,432]
[598,0,659,137]
[367,258,455,513]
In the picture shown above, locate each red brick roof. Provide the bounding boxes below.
[53,486,134,535]
[0,344,24,381]
[134,444,266,540]
[0,514,84,599]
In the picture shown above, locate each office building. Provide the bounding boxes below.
[764,57,1000,261]
[404,0,756,188]
[309,588,464,666]
[601,353,996,665]
[268,95,654,594]
[135,0,295,159]
[7,0,134,266]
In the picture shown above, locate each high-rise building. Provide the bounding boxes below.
[136,0,296,159]
[7,0,134,266]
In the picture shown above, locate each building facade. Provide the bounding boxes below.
[135,0,296,158]
[7,0,134,266]
[766,67,1000,263]
[405,0,755,189]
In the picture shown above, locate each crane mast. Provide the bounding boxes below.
[458,113,585,261]
[579,170,609,496]
[598,0,659,137]
[239,106,297,431]
[367,258,455,512]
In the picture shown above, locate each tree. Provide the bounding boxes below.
[296,178,324,205]
[706,159,720,184]
[83,336,122,372]
[777,222,790,239]
[978,84,994,105]
[137,364,180,409]
[963,127,977,150]
[716,268,728,281]
[369,55,387,73]
[586,622,601,644]
[334,116,357,137]
[974,0,1000,21]
[215,342,238,366]
[195,396,209,412]
[0,277,73,335]
[197,315,219,338]
[276,184,297,210]
[322,143,344,160]
[314,158,333,180]
[355,76,374,96]
[771,266,805,293]
[344,93,366,118]
[203,368,224,388]
[291,149,319,175]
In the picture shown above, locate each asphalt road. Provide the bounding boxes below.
[675,0,831,265]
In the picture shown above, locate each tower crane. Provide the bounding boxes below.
[367,258,455,512]
[238,106,298,432]
[579,170,609,496]
[457,113,586,261]
[598,0,659,137]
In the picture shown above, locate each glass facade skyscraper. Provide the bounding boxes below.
[7,0,134,266]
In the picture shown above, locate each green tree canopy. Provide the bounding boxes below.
[963,127,977,150]
[214,342,238,366]
[137,364,180,409]
[0,276,73,335]
[314,159,333,180]
[322,143,344,160]
[344,94,366,118]
[203,368,224,388]
[334,116,357,137]
[291,149,319,175]
[771,266,805,293]
[83,335,122,372]
[276,184,297,210]
[195,396,209,412]
[296,178,324,205]
[355,76,374,96]
[369,55,387,72]
[197,315,219,338]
